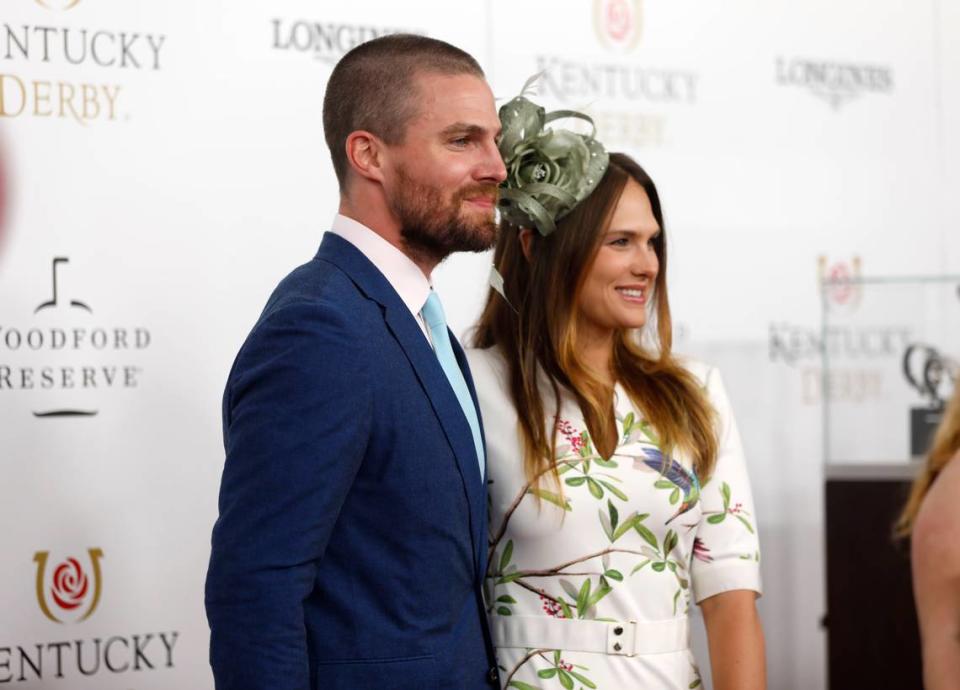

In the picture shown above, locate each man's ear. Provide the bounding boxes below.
[345,130,386,183]
[519,228,535,261]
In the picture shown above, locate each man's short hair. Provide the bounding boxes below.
[322,34,485,189]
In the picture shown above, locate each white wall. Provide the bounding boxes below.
[1,1,955,688]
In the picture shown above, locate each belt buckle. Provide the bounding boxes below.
[607,620,637,657]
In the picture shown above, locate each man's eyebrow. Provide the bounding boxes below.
[440,123,501,138]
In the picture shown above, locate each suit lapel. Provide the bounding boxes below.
[451,335,490,579]
[316,233,485,572]
[382,308,485,540]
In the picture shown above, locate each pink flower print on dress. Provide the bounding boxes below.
[539,594,566,618]
[692,537,713,563]
[555,418,585,455]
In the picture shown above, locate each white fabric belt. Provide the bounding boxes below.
[492,615,690,657]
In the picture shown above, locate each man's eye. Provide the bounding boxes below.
[450,137,470,147]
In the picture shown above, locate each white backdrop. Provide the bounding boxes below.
[1,1,957,688]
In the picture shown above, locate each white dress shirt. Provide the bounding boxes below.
[327,214,432,342]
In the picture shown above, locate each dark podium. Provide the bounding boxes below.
[824,463,922,689]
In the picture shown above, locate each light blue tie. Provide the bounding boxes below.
[421,290,485,479]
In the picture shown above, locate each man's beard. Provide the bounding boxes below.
[390,166,499,265]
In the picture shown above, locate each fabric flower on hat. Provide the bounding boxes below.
[497,93,609,236]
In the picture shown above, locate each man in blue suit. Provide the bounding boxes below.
[205,34,507,689]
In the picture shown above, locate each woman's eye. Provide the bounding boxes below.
[610,237,629,247]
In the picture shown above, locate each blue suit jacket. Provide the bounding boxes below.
[206,233,498,690]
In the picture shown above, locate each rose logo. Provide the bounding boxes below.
[818,256,862,311]
[827,263,853,304]
[51,558,89,610]
[34,548,104,623]
[605,0,631,42]
[594,0,643,53]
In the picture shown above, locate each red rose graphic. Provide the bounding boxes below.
[827,263,853,305]
[605,0,632,42]
[51,558,89,611]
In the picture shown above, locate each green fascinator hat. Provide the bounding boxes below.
[497,88,609,236]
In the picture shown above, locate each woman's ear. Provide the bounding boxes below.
[519,228,534,261]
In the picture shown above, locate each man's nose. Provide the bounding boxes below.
[477,140,507,183]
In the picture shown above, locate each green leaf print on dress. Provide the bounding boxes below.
[599,498,650,543]
[628,526,690,615]
[619,410,660,447]
[555,421,626,499]
[503,650,598,690]
[702,480,755,533]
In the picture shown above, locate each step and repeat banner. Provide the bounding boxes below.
[1,1,957,688]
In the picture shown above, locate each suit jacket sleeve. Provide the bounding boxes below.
[205,298,372,690]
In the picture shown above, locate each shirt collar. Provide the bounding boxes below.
[328,214,432,317]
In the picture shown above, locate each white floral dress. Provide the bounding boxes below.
[466,348,761,690]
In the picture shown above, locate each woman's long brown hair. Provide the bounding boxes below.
[896,380,960,537]
[473,153,718,489]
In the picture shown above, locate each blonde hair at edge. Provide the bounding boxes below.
[897,378,960,537]
[473,153,718,492]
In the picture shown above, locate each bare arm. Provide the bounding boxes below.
[700,589,766,690]
[912,453,960,690]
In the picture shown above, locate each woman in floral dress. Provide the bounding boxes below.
[467,101,765,689]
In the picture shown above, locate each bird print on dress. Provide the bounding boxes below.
[634,446,701,524]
